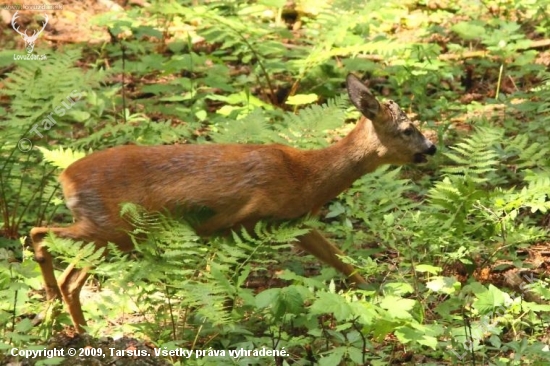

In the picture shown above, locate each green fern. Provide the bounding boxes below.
[495,176,550,214]
[45,235,106,269]
[1,49,97,136]
[73,113,195,148]
[278,95,348,148]
[442,126,503,185]
[427,127,502,234]
[210,94,350,148]
[111,206,230,327]
[0,49,104,239]
[102,204,315,332]
[428,125,550,243]
[35,147,86,170]
[504,133,550,170]
[210,108,281,144]
[428,177,486,230]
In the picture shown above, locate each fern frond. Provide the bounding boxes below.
[211,108,280,144]
[279,95,348,148]
[495,176,550,214]
[35,146,86,169]
[45,235,106,269]
[442,126,503,184]
[504,134,550,169]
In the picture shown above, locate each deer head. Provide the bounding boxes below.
[346,74,436,165]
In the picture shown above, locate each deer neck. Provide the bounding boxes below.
[304,118,385,206]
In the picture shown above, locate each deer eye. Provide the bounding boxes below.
[403,127,414,136]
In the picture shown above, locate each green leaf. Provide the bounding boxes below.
[347,346,364,364]
[382,282,414,296]
[426,276,460,295]
[415,264,442,275]
[286,93,318,106]
[473,284,509,314]
[383,213,395,225]
[379,296,415,319]
[319,347,346,366]
[394,324,438,350]
[256,286,305,318]
[66,110,91,122]
[452,21,486,40]
[258,0,286,7]
[310,292,353,321]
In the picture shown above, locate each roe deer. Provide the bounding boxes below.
[31,74,436,333]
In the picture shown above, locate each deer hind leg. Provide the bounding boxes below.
[30,227,63,301]
[30,222,99,333]
[296,229,367,286]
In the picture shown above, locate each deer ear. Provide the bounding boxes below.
[346,74,381,121]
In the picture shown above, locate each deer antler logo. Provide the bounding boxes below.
[11,11,48,54]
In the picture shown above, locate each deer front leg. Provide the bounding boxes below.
[57,264,90,334]
[195,199,262,236]
[296,229,367,285]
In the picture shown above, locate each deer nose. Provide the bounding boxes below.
[426,144,437,156]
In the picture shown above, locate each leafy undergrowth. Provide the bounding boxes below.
[1,0,550,365]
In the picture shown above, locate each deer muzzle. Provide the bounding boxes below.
[413,144,437,163]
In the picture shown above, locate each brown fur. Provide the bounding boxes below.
[31,74,436,333]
